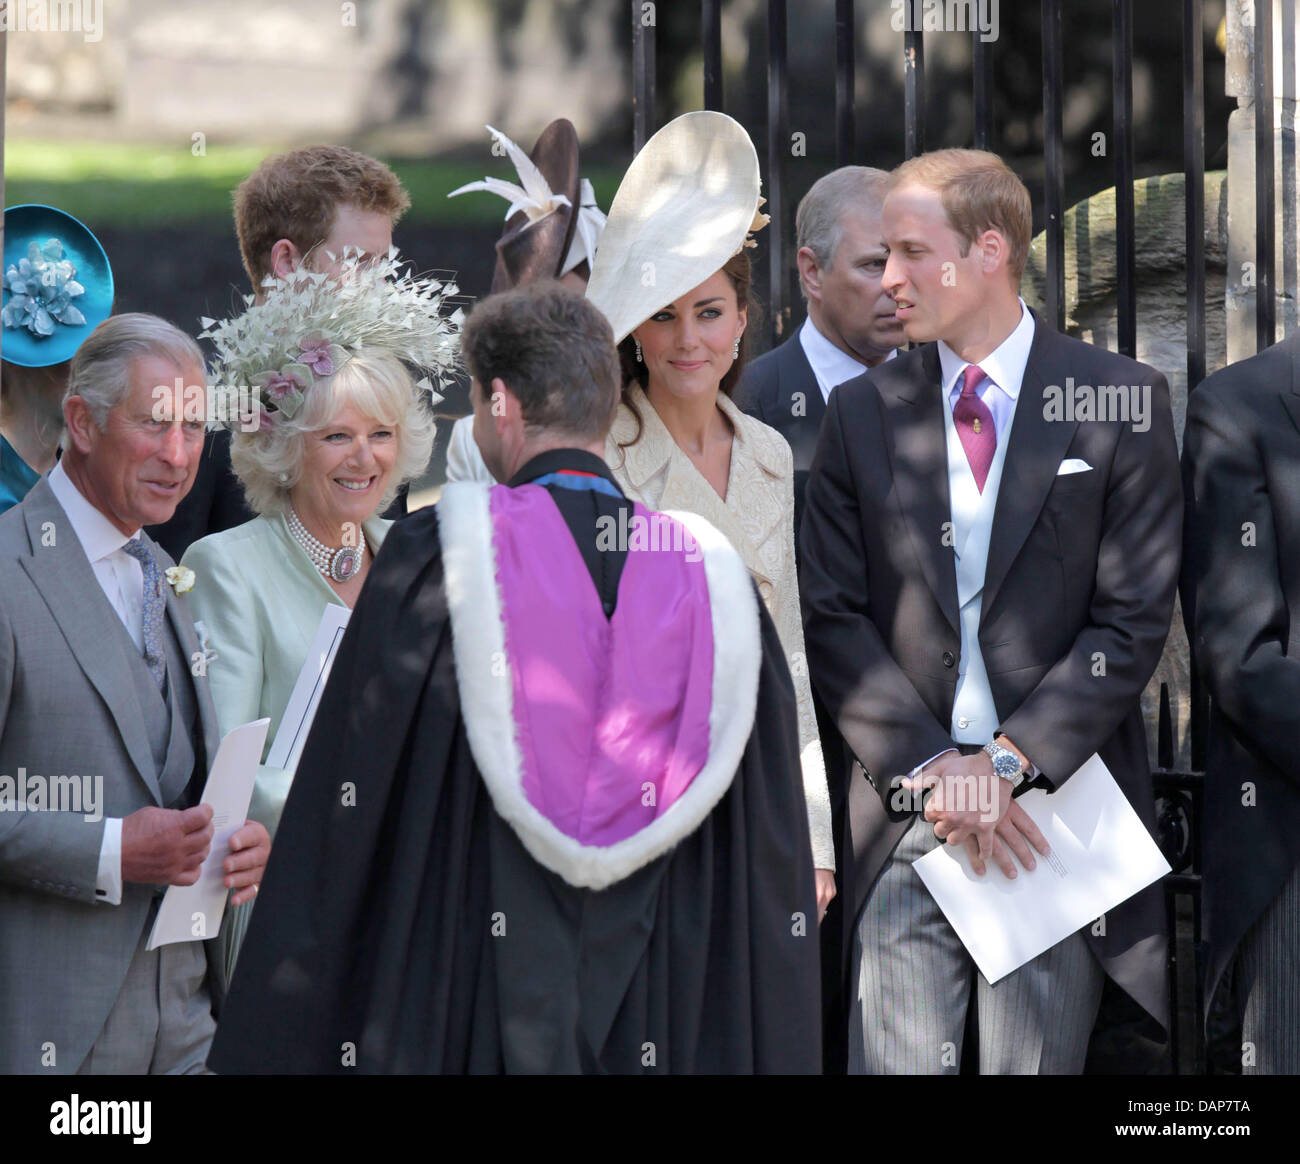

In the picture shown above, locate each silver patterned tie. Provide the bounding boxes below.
[122,538,167,692]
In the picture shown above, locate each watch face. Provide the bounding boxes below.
[989,746,1019,779]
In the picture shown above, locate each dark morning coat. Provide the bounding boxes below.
[1180,329,1300,1025]
[741,333,826,546]
[799,320,1182,1030]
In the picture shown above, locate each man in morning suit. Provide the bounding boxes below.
[0,313,270,1073]
[742,166,904,543]
[1182,328,1300,1073]
[800,149,1181,1073]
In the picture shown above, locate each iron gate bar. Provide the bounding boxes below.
[835,0,855,167]
[1256,0,1276,350]
[1185,0,1209,786]
[632,0,655,154]
[703,0,723,112]
[1282,0,1296,338]
[1041,0,1066,331]
[767,0,790,341]
[903,24,925,159]
[1114,0,1136,358]
[1184,0,1207,389]
[972,27,993,151]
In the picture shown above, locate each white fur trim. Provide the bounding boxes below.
[439,484,761,889]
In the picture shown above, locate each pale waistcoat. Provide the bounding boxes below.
[942,385,1019,745]
[111,602,200,809]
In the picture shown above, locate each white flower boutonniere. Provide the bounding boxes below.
[165,565,196,595]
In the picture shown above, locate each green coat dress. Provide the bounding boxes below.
[181,510,390,990]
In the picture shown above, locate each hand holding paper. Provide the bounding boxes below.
[223,818,270,906]
[903,751,1050,878]
[147,718,270,950]
[913,754,1170,984]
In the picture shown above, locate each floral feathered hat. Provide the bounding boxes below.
[200,247,463,430]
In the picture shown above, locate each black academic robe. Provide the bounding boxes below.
[208,450,821,1074]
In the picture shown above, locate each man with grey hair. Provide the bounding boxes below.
[743,166,904,540]
[0,312,270,1073]
[209,282,822,1073]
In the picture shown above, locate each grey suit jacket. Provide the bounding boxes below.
[0,478,223,1073]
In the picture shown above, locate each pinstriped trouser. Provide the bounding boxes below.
[848,814,1105,1075]
[76,902,215,1075]
[1238,859,1300,1075]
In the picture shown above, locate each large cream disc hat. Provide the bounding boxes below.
[585,111,766,344]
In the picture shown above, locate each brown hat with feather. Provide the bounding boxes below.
[449,120,605,293]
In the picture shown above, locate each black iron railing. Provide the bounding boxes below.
[625,0,1298,1077]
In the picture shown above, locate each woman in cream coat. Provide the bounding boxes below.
[590,111,835,918]
[183,348,435,983]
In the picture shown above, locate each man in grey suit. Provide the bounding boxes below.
[0,313,270,1074]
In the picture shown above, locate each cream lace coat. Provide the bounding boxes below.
[605,383,834,870]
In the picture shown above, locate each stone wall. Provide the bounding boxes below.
[1020,172,1230,771]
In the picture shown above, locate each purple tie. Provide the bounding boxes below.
[953,364,996,492]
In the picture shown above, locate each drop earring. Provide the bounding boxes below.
[634,338,643,363]
[732,335,741,359]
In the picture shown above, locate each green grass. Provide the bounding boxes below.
[3,139,624,229]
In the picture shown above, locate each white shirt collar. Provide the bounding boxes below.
[799,316,897,401]
[937,297,1035,400]
[47,460,141,565]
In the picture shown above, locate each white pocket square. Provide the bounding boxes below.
[1057,459,1093,475]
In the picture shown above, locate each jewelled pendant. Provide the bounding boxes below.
[330,545,362,582]
[972,418,982,433]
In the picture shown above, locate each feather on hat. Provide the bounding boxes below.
[449,120,604,292]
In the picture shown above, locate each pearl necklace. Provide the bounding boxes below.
[286,507,365,583]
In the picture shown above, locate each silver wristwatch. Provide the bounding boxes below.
[983,740,1026,789]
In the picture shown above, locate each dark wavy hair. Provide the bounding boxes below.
[615,248,758,450]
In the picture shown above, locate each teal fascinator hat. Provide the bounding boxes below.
[2,204,114,367]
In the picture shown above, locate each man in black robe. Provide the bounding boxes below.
[208,282,821,1074]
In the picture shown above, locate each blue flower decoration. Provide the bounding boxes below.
[2,238,88,338]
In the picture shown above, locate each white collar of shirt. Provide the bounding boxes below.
[937,297,1035,403]
[47,459,141,564]
[798,316,896,403]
